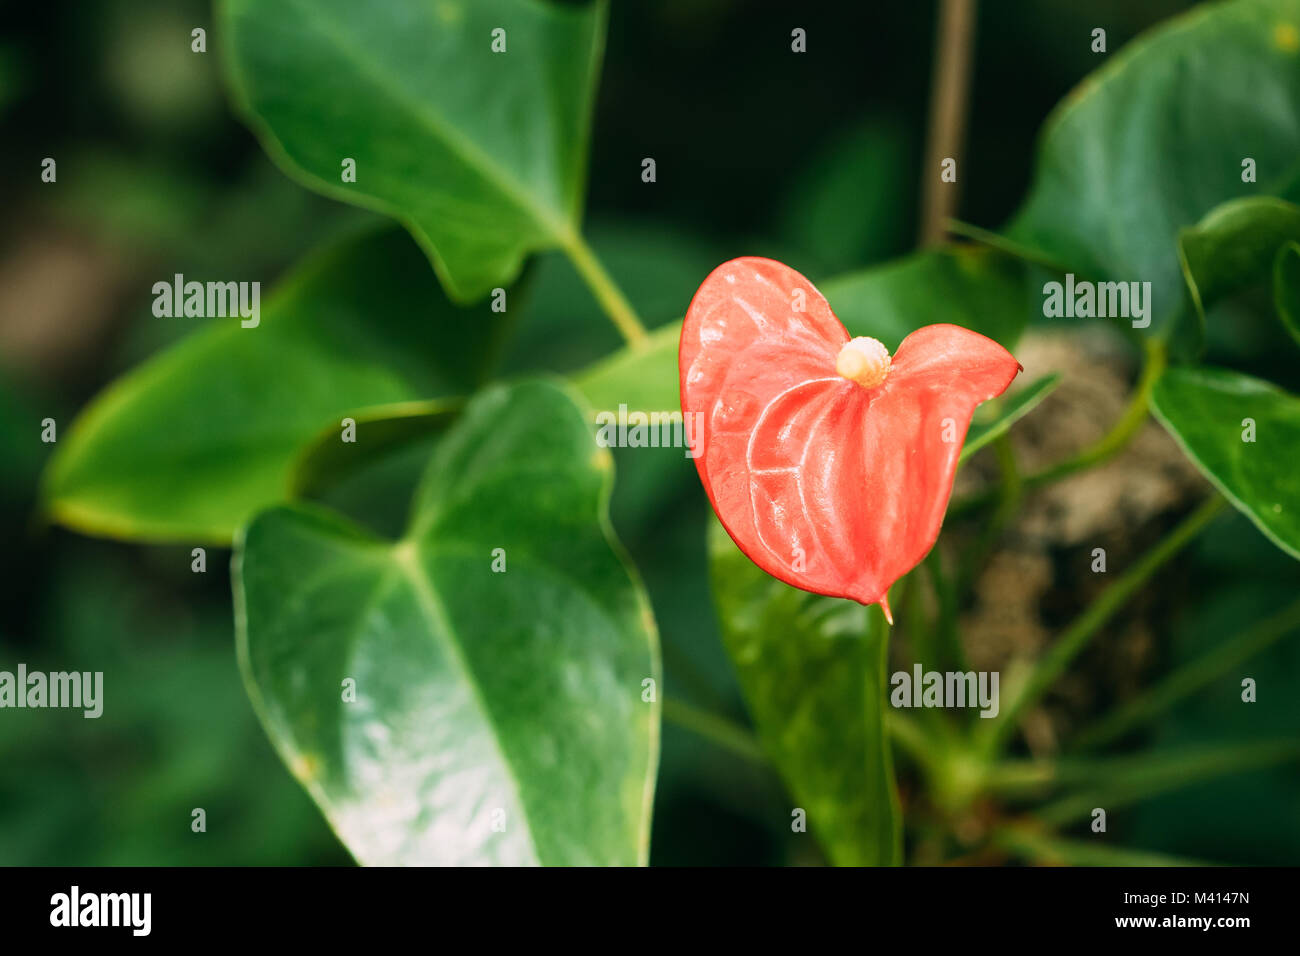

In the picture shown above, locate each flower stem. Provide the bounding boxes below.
[561,231,650,348]
[979,493,1226,755]
[661,697,767,764]
[919,0,978,245]
[1033,336,1167,483]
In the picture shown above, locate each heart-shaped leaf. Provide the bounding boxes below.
[235,380,660,866]
[1005,0,1300,338]
[1180,198,1300,308]
[43,227,506,544]
[221,0,606,301]
[680,257,1021,612]
[1152,365,1300,560]
[708,519,901,866]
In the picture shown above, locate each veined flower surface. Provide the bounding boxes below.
[680,257,1022,621]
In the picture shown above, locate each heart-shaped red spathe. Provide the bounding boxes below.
[680,256,1021,620]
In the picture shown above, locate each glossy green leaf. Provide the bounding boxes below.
[1006,0,1300,337]
[43,227,506,544]
[1152,365,1300,559]
[1180,198,1300,308]
[221,0,605,301]
[236,380,660,866]
[961,373,1061,463]
[1179,197,1300,340]
[708,520,902,866]
[1273,239,1300,347]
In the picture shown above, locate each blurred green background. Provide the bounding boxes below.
[4,0,1297,866]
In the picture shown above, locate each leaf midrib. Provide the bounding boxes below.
[390,540,543,866]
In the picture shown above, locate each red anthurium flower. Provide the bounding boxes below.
[680,257,1021,623]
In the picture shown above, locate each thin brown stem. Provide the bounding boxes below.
[920,0,978,245]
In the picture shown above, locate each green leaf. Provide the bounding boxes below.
[220,0,605,302]
[1180,198,1300,309]
[43,226,506,544]
[707,520,902,866]
[961,373,1061,463]
[1152,365,1300,559]
[1179,197,1300,342]
[235,380,660,866]
[575,323,681,419]
[1273,239,1300,347]
[1005,0,1300,337]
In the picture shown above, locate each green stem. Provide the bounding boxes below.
[874,603,906,866]
[902,563,961,743]
[661,697,767,765]
[980,759,1057,794]
[980,493,1226,755]
[991,740,1300,798]
[1037,336,1166,482]
[992,432,1022,510]
[945,218,1074,273]
[561,231,649,348]
[991,826,1209,867]
[887,710,939,772]
[1034,739,1300,827]
[951,337,1166,518]
[1073,595,1300,751]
